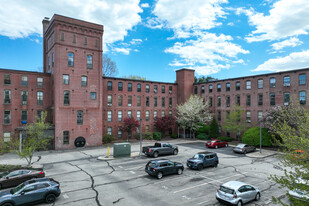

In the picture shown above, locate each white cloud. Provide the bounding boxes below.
[271,37,303,51]
[252,50,309,72]
[242,0,309,42]
[227,22,234,26]
[0,0,142,45]
[130,39,142,45]
[113,48,131,55]
[145,17,164,29]
[141,3,149,8]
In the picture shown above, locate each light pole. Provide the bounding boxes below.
[259,121,262,153]
[139,119,142,156]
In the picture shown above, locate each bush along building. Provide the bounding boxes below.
[0,14,309,150]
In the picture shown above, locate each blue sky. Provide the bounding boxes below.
[1,0,309,82]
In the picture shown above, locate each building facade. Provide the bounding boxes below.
[0,14,309,149]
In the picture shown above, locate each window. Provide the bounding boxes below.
[161,111,165,117]
[137,111,141,120]
[246,111,251,123]
[146,84,150,93]
[226,96,230,107]
[194,86,198,94]
[73,35,76,43]
[64,91,70,105]
[217,111,221,121]
[226,83,230,91]
[154,97,157,107]
[107,95,112,106]
[162,97,165,107]
[3,132,11,142]
[258,94,263,106]
[284,92,290,105]
[21,111,27,122]
[201,86,205,94]
[246,81,251,90]
[169,86,172,94]
[217,84,221,92]
[21,76,28,86]
[87,55,93,69]
[128,110,132,118]
[90,92,96,100]
[270,78,276,88]
[128,83,132,91]
[37,77,43,88]
[217,96,221,107]
[169,97,172,107]
[107,111,112,122]
[137,83,141,92]
[128,95,132,107]
[21,91,28,105]
[60,32,64,41]
[146,97,149,107]
[146,111,150,121]
[258,111,263,122]
[68,52,74,67]
[146,125,149,132]
[270,93,276,106]
[299,91,306,105]
[63,131,69,144]
[236,95,240,106]
[118,128,122,138]
[246,95,251,107]
[95,39,98,48]
[48,56,50,70]
[4,74,11,85]
[154,85,158,93]
[236,81,240,90]
[209,85,213,93]
[107,81,112,90]
[118,111,122,121]
[37,91,43,105]
[118,95,123,106]
[63,75,69,85]
[84,37,87,45]
[81,76,87,87]
[52,52,54,67]
[116,82,122,91]
[107,127,112,135]
[77,110,83,125]
[162,85,165,93]
[154,111,157,120]
[37,110,43,120]
[169,111,172,116]
[299,74,306,85]
[4,110,11,124]
[258,79,263,89]
[209,97,213,107]
[137,96,141,107]
[283,76,290,86]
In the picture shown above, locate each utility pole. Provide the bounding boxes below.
[139,119,142,156]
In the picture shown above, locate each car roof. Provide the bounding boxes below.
[149,159,169,163]
[24,178,53,185]
[236,144,246,147]
[222,181,247,189]
[197,151,215,155]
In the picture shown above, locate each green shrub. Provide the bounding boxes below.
[170,134,178,139]
[153,132,162,141]
[144,132,152,140]
[197,125,210,135]
[134,133,141,140]
[102,134,115,144]
[197,133,209,140]
[218,136,234,142]
[209,118,219,138]
[242,127,273,146]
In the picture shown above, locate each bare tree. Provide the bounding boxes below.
[103,54,118,76]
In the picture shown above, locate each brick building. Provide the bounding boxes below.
[0,14,309,150]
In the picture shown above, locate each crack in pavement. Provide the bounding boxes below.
[79,151,93,158]
[113,197,124,204]
[31,155,42,164]
[106,160,116,174]
[68,162,101,206]
[261,182,277,193]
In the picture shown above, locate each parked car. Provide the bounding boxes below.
[206,139,228,149]
[233,144,256,154]
[216,181,260,206]
[187,152,219,170]
[0,178,61,206]
[145,159,184,179]
[0,169,45,190]
[142,143,178,158]
[288,178,309,202]
[292,150,309,162]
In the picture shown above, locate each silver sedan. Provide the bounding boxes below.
[233,144,256,154]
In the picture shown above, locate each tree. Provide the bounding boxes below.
[176,95,212,138]
[122,117,140,141]
[209,118,219,138]
[195,76,218,83]
[122,75,146,80]
[222,105,247,140]
[269,105,309,206]
[154,116,175,136]
[242,127,272,146]
[103,54,118,76]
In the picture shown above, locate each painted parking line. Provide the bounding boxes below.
[118,166,123,168]
[63,194,69,199]
[173,172,248,194]
[130,171,136,174]
[153,175,184,185]
[199,174,223,183]
[197,200,209,205]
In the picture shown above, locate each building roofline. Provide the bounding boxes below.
[0,68,51,75]
[175,68,195,72]
[103,76,177,85]
[194,67,309,85]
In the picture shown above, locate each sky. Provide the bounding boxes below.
[1,0,309,82]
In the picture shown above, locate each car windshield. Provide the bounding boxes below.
[211,141,216,143]
[236,144,245,148]
[220,186,234,194]
[11,183,25,194]
[193,154,204,160]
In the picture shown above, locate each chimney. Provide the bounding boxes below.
[42,17,50,35]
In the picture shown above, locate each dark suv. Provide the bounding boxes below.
[145,159,184,179]
[187,152,219,170]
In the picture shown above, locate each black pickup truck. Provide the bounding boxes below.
[142,143,178,157]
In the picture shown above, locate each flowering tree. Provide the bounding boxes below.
[154,116,175,136]
[122,117,140,140]
[176,95,212,138]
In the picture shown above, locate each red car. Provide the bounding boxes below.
[206,139,228,149]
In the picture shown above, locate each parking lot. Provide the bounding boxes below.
[30,141,289,206]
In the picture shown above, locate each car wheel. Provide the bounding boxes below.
[1,202,14,206]
[255,192,260,201]
[173,150,178,155]
[197,164,203,171]
[213,161,218,167]
[215,145,218,149]
[45,193,56,204]
[237,200,243,206]
[177,168,183,175]
[156,172,163,179]
[153,152,159,158]
[225,144,228,147]
[244,150,247,154]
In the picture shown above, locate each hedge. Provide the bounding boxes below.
[218,136,234,142]
[153,132,162,141]
[102,134,115,144]
[242,127,273,146]
[197,133,209,140]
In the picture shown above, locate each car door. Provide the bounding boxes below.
[14,184,40,205]
[4,170,23,188]
[160,162,169,175]
[238,186,249,203]
[161,144,168,154]
[245,185,257,201]
[166,144,173,154]
[203,155,210,167]
[167,161,176,174]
